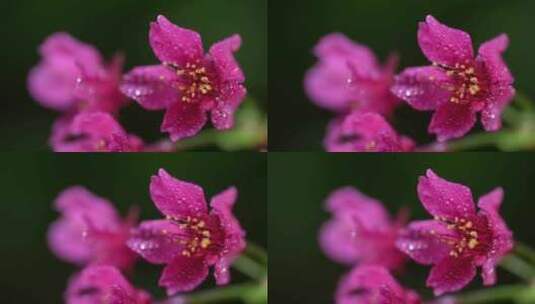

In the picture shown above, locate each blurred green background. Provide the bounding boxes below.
[269,153,535,303]
[0,153,266,303]
[269,0,535,150]
[0,0,266,150]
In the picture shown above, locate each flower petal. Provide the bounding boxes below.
[28,60,79,111]
[161,101,208,141]
[325,186,391,230]
[127,219,186,264]
[70,112,126,139]
[150,169,208,218]
[477,34,513,85]
[477,187,513,284]
[208,34,244,82]
[481,85,515,132]
[418,15,474,66]
[314,33,378,73]
[323,117,356,152]
[66,265,149,304]
[427,256,477,296]
[210,187,246,285]
[210,83,246,130]
[319,217,361,264]
[336,266,414,304]
[392,66,453,110]
[304,60,355,112]
[305,33,378,112]
[159,256,209,295]
[429,102,477,142]
[418,169,476,219]
[149,15,204,66]
[28,33,104,111]
[54,186,120,230]
[48,219,91,265]
[396,220,455,265]
[121,65,178,110]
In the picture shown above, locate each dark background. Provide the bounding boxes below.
[0,153,266,303]
[269,153,535,303]
[269,0,535,150]
[0,0,266,150]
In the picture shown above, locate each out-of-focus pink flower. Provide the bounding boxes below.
[396,169,514,295]
[319,187,407,270]
[324,112,414,152]
[121,15,246,141]
[336,266,421,304]
[127,169,246,295]
[48,186,138,270]
[65,265,151,304]
[28,32,127,113]
[392,15,515,141]
[305,33,400,115]
[50,112,143,152]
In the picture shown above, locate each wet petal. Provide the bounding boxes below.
[418,15,474,66]
[418,169,476,219]
[210,187,246,285]
[127,219,186,264]
[429,102,477,142]
[427,256,477,296]
[161,101,208,141]
[121,65,178,110]
[150,168,208,218]
[477,187,513,282]
[159,256,209,295]
[392,66,453,110]
[149,15,204,66]
[208,34,244,82]
[210,83,246,130]
[477,34,513,85]
[396,220,455,265]
[28,59,79,110]
[481,85,515,132]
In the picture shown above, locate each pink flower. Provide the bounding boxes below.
[396,169,514,295]
[48,186,138,270]
[336,265,421,304]
[65,265,151,304]
[127,169,246,295]
[28,32,127,113]
[121,15,246,141]
[304,33,400,115]
[392,15,515,141]
[50,112,144,152]
[324,112,415,152]
[319,187,407,270]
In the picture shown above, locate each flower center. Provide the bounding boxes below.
[166,61,215,104]
[433,216,481,258]
[434,62,485,105]
[167,215,219,257]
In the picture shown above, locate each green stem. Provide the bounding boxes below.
[514,91,535,112]
[499,254,535,282]
[455,284,526,304]
[516,242,535,265]
[446,131,508,151]
[233,254,266,281]
[243,242,268,266]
